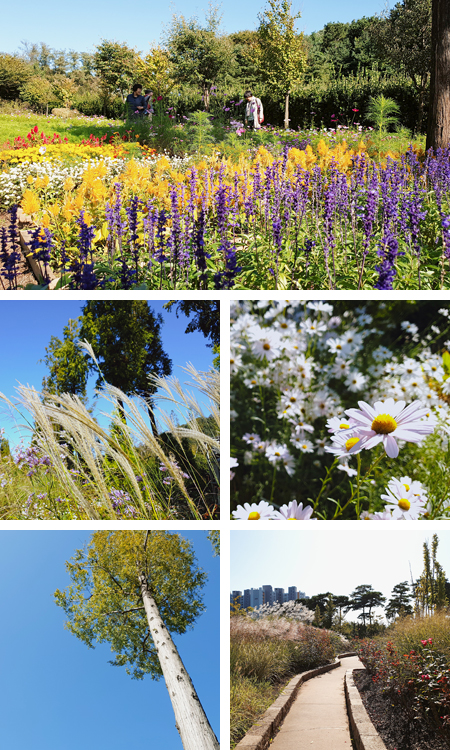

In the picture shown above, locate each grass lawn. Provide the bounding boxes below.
[0,112,124,147]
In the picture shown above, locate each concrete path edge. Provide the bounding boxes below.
[234,659,341,750]
[345,668,388,750]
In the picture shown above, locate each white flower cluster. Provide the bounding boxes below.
[0,156,125,207]
[231,301,448,520]
[0,150,194,208]
[248,599,314,623]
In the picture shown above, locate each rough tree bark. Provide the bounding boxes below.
[139,572,219,750]
[426,0,450,150]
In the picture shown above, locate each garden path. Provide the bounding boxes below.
[269,655,362,750]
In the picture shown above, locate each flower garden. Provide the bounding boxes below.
[1,113,450,290]
[230,300,450,520]
[357,614,450,749]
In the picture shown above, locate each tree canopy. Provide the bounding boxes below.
[54,530,207,680]
[164,300,220,348]
[257,0,307,128]
[41,318,89,400]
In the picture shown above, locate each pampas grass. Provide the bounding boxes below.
[0,363,220,520]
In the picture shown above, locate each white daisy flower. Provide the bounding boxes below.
[271,500,314,520]
[232,501,275,520]
[345,398,435,458]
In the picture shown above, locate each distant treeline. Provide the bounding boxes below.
[0,0,431,131]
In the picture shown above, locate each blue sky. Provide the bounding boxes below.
[0,530,220,750]
[1,0,388,57]
[231,529,450,621]
[0,300,216,447]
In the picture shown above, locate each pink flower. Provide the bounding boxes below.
[345,398,435,458]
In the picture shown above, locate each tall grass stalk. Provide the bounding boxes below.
[0,365,219,520]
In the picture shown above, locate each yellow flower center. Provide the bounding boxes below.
[345,437,360,451]
[263,343,271,350]
[398,498,410,512]
[248,512,261,520]
[403,483,410,491]
[340,423,350,429]
[371,413,397,434]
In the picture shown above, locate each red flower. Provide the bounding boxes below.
[157,95,163,101]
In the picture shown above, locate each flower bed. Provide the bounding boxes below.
[1,131,449,289]
[358,628,450,748]
[230,300,450,520]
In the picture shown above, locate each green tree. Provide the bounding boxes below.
[333,595,351,629]
[415,534,448,615]
[164,5,235,110]
[0,54,32,100]
[374,0,431,131]
[165,301,220,348]
[385,581,413,621]
[207,530,220,556]
[93,40,138,113]
[135,46,176,99]
[256,0,307,129]
[427,0,450,149]
[350,584,386,632]
[41,318,89,400]
[79,301,172,436]
[20,74,55,114]
[54,530,219,750]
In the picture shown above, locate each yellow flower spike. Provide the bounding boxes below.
[64,177,75,192]
[26,175,34,185]
[47,203,60,218]
[41,214,51,228]
[21,189,41,215]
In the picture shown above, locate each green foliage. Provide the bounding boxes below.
[0,55,33,100]
[385,581,414,621]
[41,318,89,399]
[93,40,138,105]
[19,75,55,113]
[365,94,401,134]
[79,300,172,397]
[164,6,235,110]
[257,0,307,127]
[257,0,306,96]
[207,530,220,556]
[374,0,431,101]
[415,534,448,616]
[165,300,220,347]
[182,110,216,154]
[305,17,385,82]
[54,530,207,679]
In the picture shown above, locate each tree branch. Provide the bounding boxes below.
[102,606,145,617]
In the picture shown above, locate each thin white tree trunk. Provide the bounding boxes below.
[139,573,219,750]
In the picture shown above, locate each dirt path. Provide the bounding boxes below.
[269,655,363,750]
[0,211,36,288]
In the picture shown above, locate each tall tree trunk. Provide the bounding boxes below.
[203,86,210,112]
[146,396,159,437]
[139,573,219,750]
[426,0,450,150]
[284,91,290,130]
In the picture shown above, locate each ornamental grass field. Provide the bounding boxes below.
[230,300,450,521]
[0,364,219,520]
[1,112,449,290]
